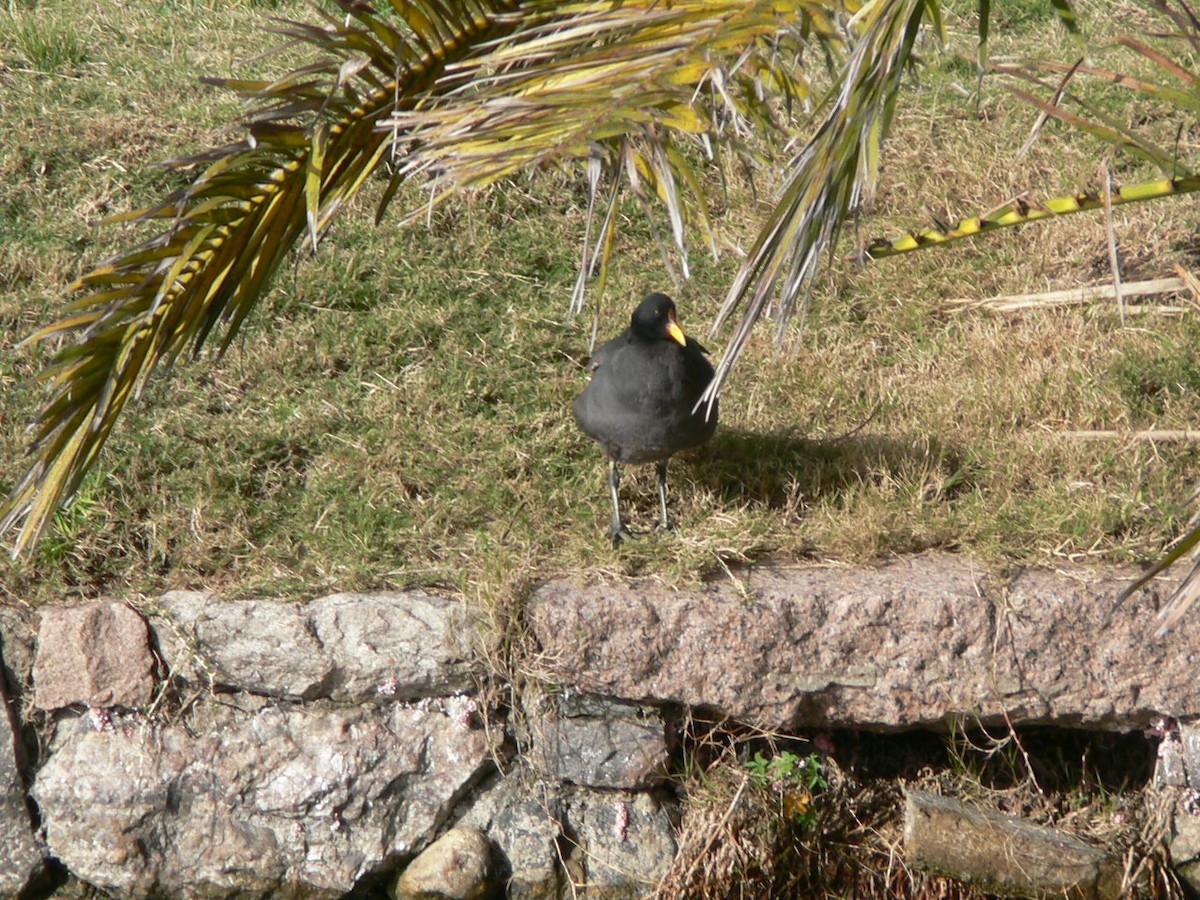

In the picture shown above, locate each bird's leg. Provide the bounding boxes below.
[608,460,638,546]
[655,461,674,532]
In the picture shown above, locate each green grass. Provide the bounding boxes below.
[2,0,1200,610]
[0,10,90,73]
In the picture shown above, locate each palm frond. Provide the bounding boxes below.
[4,0,519,553]
[383,0,837,295]
[1112,520,1200,636]
[864,174,1200,258]
[868,0,1200,259]
[2,0,846,555]
[699,0,938,408]
[990,2,1200,167]
[1048,0,1085,46]
[994,60,1194,175]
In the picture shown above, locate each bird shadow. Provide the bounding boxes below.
[683,426,978,512]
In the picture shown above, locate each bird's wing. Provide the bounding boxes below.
[590,333,626,371]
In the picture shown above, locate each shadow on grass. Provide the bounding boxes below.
[690,426,978,509]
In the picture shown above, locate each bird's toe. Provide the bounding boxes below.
[609,523,642,547]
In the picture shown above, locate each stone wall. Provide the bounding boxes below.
[1,555,1198,898]
[0,589,678,899]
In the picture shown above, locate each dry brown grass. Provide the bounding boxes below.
[656,719,1181,899]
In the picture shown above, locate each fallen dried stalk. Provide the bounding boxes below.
[947,276,1187,312]
[1060,430,1200,442]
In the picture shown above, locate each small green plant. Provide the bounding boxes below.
[38,470,104,566]
[743,750,826,827]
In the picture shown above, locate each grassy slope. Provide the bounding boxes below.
[2,0,1200,610]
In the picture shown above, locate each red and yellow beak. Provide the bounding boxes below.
[666,310,687,347]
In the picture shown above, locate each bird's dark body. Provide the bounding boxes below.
[573,292,718,544]
[573,330,718,464]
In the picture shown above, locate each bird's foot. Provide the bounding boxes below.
[609,523,643,547]
[654,519,675,537]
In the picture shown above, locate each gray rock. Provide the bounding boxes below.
[904,788,1119,898]
[565,790,677,898]
[153,590,479,702]
[459,773,563,900]
[392,827,494,900]
[529,556,1200,731]
[33,699,491,898]
[310,591,478,700]
[996,568,1196,726]
[529,694,666,789]
[0,675,42,897]
[155,592,330,699]
[1171,789,1200,894]
[1182,723,1200,786]
[0,606,35,698]
[33,602,155,710]
[1156,734,1188,788]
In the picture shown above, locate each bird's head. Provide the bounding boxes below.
[631,292,687,346]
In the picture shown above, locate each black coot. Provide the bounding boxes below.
[573,292,718,544]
